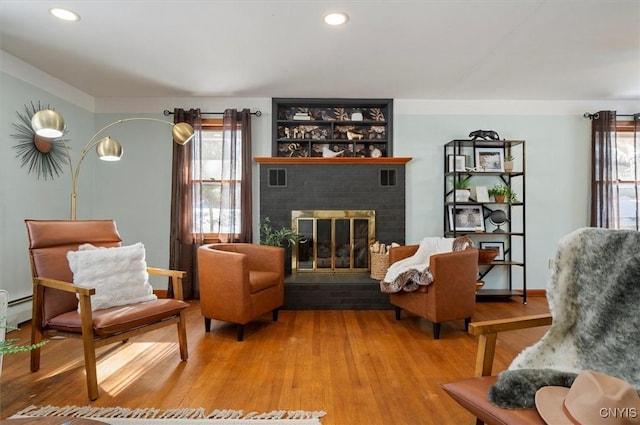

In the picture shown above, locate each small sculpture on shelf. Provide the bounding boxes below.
[369,145,382,158]
[334,107,349,121]
[347,129,364,140]
[314,144,344,158]
[469,129,500,141]
[369,108,385,122]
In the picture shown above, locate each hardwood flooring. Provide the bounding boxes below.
[0,297,550,424]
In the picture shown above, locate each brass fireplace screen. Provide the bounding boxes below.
[291,210,376,272]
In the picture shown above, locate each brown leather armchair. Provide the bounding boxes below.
[25,219,189,401]
[197,243,284,341]
[388,245,478,339]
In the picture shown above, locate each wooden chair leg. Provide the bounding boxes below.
[177,311,188,361]
[79,294,99,400]
[433,322,441,340]
[204,317,212,332]
[30,282,44,372]
[83,338,99,401]
[273,308,279,322]
[394,306,402,320]
[236,324,245,342]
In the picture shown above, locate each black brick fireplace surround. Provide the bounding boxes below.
[257,157,411,309]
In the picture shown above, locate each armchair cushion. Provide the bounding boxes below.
[67,242,157,311]
[442,377,546,425]
[47,298,189,336]
[249,270,281,293]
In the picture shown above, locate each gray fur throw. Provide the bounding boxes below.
[488,227,640,409]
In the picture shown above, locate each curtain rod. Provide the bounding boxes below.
[163,109,262,117]
[583,112,637,119]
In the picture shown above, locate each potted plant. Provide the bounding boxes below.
[488,184,518,203]
[260,217,299,247]
[454,176,472,202]
[504,155,515,172]
[260,217,300,274]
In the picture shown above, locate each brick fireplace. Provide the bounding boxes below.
[256,157,411,309]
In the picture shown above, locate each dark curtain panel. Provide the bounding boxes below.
[169,108,202,299]
[590,110,617,228]
[633,114,640,230]
[219,108,253,243]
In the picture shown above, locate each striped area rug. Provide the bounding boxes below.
[12,405,327,425]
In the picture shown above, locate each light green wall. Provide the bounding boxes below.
[394,112,591,291]
[1,72,95,322]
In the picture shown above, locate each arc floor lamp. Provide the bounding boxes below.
[31,109,195,220]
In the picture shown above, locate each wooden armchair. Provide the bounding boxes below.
[442,227,640,425]
[442,314,552,425]
[197,243,284,341]
[25,219,189,400]
[388,245,479,339]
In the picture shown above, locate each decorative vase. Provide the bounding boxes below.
[351,110,363,121]
[504,160,514,172]
[455,189,471,202]
[494,194,506,203]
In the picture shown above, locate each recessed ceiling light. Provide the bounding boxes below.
[323,12,349,26]
[50,8,81,22]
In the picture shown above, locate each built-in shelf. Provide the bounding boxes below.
[254,157,412,165]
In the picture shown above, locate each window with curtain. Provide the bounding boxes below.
[193,119,243,238]
[591,111,639,230]
[170,108,253,299]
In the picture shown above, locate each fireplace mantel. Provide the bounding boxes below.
[254,157,412,165]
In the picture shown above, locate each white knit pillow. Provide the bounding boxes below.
[67,242,157,311]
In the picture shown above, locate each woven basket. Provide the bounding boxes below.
[370,252,390,280]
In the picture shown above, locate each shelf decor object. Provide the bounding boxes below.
[29,109,195,220]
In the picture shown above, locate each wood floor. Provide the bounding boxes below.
[0,297,550,424]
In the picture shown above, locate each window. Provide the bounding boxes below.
[614,121,639,230]
[193,119,243,239]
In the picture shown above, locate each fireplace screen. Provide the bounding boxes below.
[292,210,375,272]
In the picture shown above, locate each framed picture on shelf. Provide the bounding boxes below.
[447,205,485,232]
[448,154,466,172]
[475,147,504,172]
[472,185,490,202]
[479,241,505,261]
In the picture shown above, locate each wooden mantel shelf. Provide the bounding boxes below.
[254,157,412,165]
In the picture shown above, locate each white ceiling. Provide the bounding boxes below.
[1,0,639,101]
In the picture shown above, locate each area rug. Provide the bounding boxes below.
[11,405,326,425]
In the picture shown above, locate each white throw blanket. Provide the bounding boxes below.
[380,237,454,293]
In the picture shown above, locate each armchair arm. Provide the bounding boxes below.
[388,245,419,264]
[147,267,187,301]
[469,313,552,377]
[33,277,95,296]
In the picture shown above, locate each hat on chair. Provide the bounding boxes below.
[535,370,640,425]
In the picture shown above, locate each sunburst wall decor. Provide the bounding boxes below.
[11,101,70,180]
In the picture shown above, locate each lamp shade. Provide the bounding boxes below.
[172,122,195,145]
[31,110,65,138]
[96,137,123,161]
